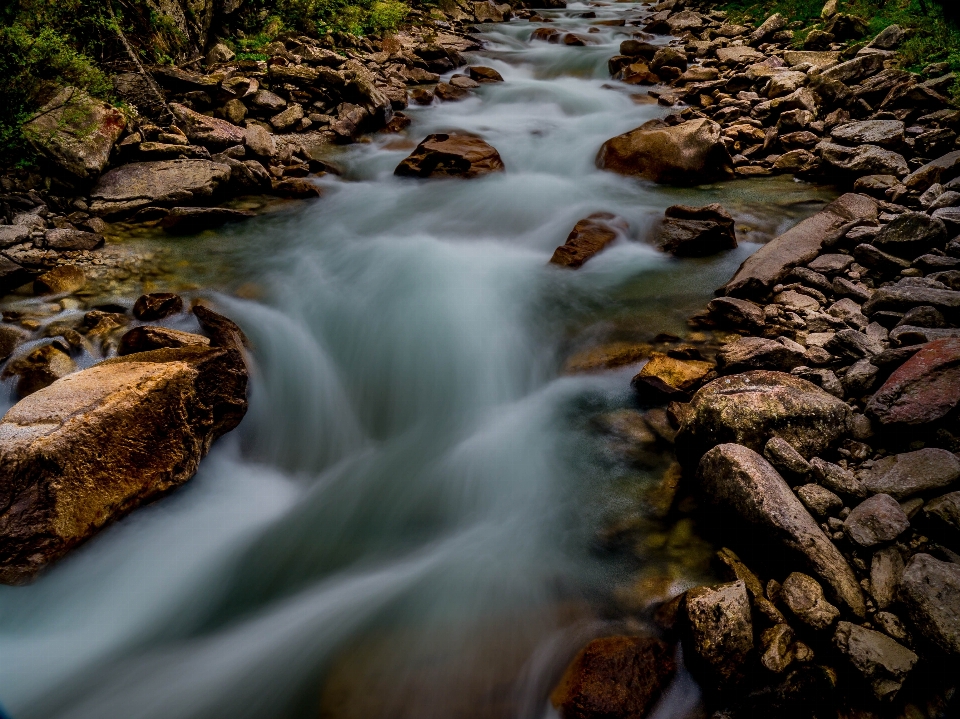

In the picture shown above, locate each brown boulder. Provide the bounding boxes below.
[684,580,754,686]
[551,635,675,719]
[395,133,505,179]
[597,118,732,186]
[117,326,211,356]
[89,160,233,217]
[133,293,184,321]
[550,213,627,268]
[656,204,737,257]
[169,103,246,149]
[866,338,960,425]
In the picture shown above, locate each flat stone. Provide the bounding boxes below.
[718,336,805,373]
[844,494,910,547]
[831,120,905,148]
[818,143,909,177]
[860,448,960,499]
[707,297,766,331]
[808,253,854,275]
[798,484,843,518]
[635,352,714,391]
[685,580,754,686]
[898,553,960,657]
[782,571,840,629]
[834,621,917,700]
[810,457,867,498]
[160,207,255,234]
[117,326,210,356]
[169,103,245,149]
[0,225,31,249]
[783,50,841,68]
[89,160,233,217]
[717,46,765,65]
[866,338,960,425]
[40,228,104,251]
[872,212,948,259]
[863,283,960,319]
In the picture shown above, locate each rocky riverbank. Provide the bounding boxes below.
[551,1,960,718]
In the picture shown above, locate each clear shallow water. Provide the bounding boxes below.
[0,5,836,718]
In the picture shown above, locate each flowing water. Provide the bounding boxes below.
[0,5,837,718]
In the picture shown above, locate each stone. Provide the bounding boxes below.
[870,546,904,609]
[866,339,960,425]
[874,611,910,644]
[821,53,886,84]
[818,143,909,178]
[798,484,843,518]
[656,203,737,257]
[861,448,960,499]
[844,359,879,395]
[473,1,504,22]
[824,328,882,361]
[117,326,211,356]
[764,436,811,477]
[750,13,787,44]
[597,118,732,186]
[22,88,126,180]
[716,547,785,624]
[0,225,31,249]
[206,42,235,65]
[271,178,322,199]
[550,213,626,268]
[782,572,840,629]
[844,494,910,547]
[834,622,917,700]
[40,228,104,251]
[169,103,245,149]
[435,82,469,102]
[697,444,865,615]
[760,624,795,674]
[872,212,948,259]
[395,133,504,179]
[899,553,960,656]
[250,90,287,112]
[243,124,277,158]
[924,491,960,536]
[89,160,232,217]
[33,265,85,295]
[784,50,841,68]
[270,103,305,132]
[1,344,76,398]
[723,193,878,298]
[854,174,900,198]
[468,66,503,83]
[0,325,28,360]
[868,25,904,50]
[160,207,254,234]
[717,46,765,65]
[133,292,184,321]
[707,297,765,331]
[550,635,675,719]
[718,337,805,374]
[651,47,687,72]
[810,457,867,499]
[830,120,904,148]
[863,282,960,319]
[684,581,754,686]
[635,352,714,392]
[0,314,247,584]
[678,371,853,462]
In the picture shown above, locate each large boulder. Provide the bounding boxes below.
[395,133,504,179]
[169,103,246,149]
[898,553,960,657]
[697,444,865,616]
[89,159,232,217]
[677,371,853,463]
[722,193,878,298]
[550,213,627,268]
[818,143,909,178]
[866,338,960,425]
[22,87,126,180]
[0,309,247,584]
[596,118,732,186]
[550,636,675,719]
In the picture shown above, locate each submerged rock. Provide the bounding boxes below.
[395,133,504,179]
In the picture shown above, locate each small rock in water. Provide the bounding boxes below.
[34,265,86,295]
[395,133,504,179]
[656,203,737,257]
[550,212,627,269]
[1,343,76,398]
[117,326,211,356]
[133,292,184,321]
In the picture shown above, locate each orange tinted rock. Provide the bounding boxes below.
[395,133,505,179]
[550,213,628,268]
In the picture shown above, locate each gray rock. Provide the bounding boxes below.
[874,611,911,644]
[834,621,918,700]
[89,160,233,217]
[844,359,879,395]
[764,436,811,477]
[868,24,904,50]
[783,571,840,629]
[0,226,31,249]
[698,444,865,615]
[898,553,960,656]
[830,120,905,148]
[923,490,960,534]
[798,483,843,518]
[243,124,277,158]
[863,282,960,318]
[844,493,910,547]
[870,546,904,609]
[820,53,886,84]
[828,298,868,331]
[872,212,949,259]
[819,143,909,178]
[861,448,960,500]
[40,229,104,251]
[811,457,868,499]
[809,253,855,275]
[825,328,883,360]
[707,297,767,331]
[169,103,245,149]
[717,336,806,373]
[685,580,754,685]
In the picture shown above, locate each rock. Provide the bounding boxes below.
[782,572,840,629]
[435,82,470,102]
[798,484,843,518]
[0,315,248,584]
[722,193,878,299]
[821,54,886,84]
[40,228,104,251]
[22,88,126,180]
[764,436,811,477]
[760,624,795,674]
[271,178,322,199]
[697,444,865,615]
[854,174,901,198]
[810,457,867,499]
[117,326,210,356]
[830,120,904,148]
[678,371,853,462]
[656,204,737,257]
[863,282,960,319]
[833,622,917,700]
[468,66,503,83]
[169,103,245,149]
[635,352,714,392]
[844,494,910,547]
[0,225,31,249]
[684,581,754,686]
[243,124,277,158]
[0,325,28,361]
[872,212,948,260]
[89,160,232,217]
[207,42,235,65]
[868,25,904,50]
[133,293,184,321]
[824,329,882,361]
[818,143,909,178]
[718,337,805,374]
[596,118,732,186]
[866,338,960,425]
[395,133,504,179]
[924,491,960,536]
[550,635,675,719]
[870,546,904,609]
[33,265,85,295]
[631,375,691,406]
[550,213,626,268]
[160,206,255,234]
[0,257,32,294]
[1,344,76,398]
[250,90,287,112]
[716,547,786,624]
[750,13,787,44]
[717,46,765,65]
[651,47,687,72]
[860,448,960,499]
[270,103,305,132]
[844,359,879,395]
[899,553,960,656]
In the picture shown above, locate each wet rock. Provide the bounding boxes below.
[760,624,795,674]
[160,206,255,234]
[764,436,811,478]
[678,371,853,462]
[866,338,960,425]
[40,228,104,251]
[818,143,909,178]
[656,203,737,257]
[797,484,843,518]
[89,160,232,217]
[117,326,211,356]
[634,352,714,392]
[33,265,85,295]
[782,572,840,629]
[684,580,754,686]
[871,212,948,259]
[271,178,322,199]
[870,546,904,609]
[550,213,627,268]
[830,120,904,148]
[707,297,766,332]
[697,444,864,615]
[550,635,675,719]
[169,103,245,149]
[395,133,504,179]
[468,66,503,83]
[722,193,878,299]
[718,337,806,374]
[844,494,910,547]
[861,448,960,500]
[1,344,76,399]
[0,325,28,361]
[833,621,917,700]
[597,118,732,186]
[0,313,248,584]
[899,553,960,656]
[22,88,126,180]
[133,293,184,321]
[0,257,32,296]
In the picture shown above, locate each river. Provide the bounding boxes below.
[0,4,836,718]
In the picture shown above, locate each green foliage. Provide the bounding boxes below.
[241,0,410,36]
